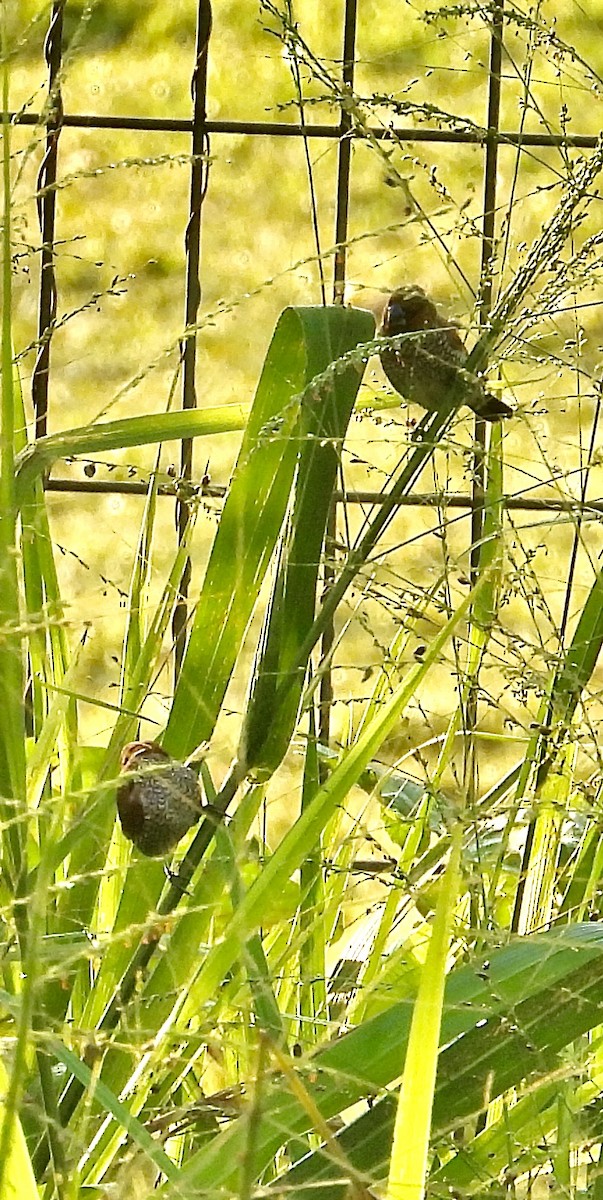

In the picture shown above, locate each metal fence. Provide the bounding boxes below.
[8,0,601,700]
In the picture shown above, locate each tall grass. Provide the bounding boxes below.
[3,2,603,1198]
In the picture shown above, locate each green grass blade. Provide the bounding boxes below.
[386,822,462,1200]
[472,420,504,630]
[14,404,249,507]
[552,564,603,726]
[162,923,603,1195]
[299,701,327,1044]
[0,1057,38,1200]
[240,305,374,776]
[0,67,25,875]
[49,1040,180,1185]
[165,307,371,761]
[0,50,28,1194]
[262,925,603,1198]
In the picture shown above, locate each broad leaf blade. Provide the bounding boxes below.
[165,307,372,762]
[240,305,374,776]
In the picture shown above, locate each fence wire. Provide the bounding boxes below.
[7,0,602,697]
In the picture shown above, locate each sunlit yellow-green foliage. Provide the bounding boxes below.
[9,0,603,804]
[7,6,603,1197]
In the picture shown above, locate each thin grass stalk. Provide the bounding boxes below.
[0,12,25,846]
[385,431,503,1195]
[299,700,327,1045]
[0,26,29,1192]
[285,0,326,306]
[0,1058,38,1200]
[270,401,456,717]
[516,741,576,934]
[386,819,462,1200]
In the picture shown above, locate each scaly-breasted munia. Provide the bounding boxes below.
[117,741,202,856]
[379,285,512,420]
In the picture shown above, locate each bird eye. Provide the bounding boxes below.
[386,302,406,328]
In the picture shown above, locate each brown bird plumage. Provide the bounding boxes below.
[117,741,203,856]
[379,285,511,420]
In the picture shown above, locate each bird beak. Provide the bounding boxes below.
[383,301,406,332]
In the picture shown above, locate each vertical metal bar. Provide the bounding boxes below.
[478,3,504,324]
[472,0,504,570]
[25,1,65,738]
[172,0,212,680]
[32,0,65,440]
[466,2,504,886]
[319,0,358,750]
[472,0,504,556]
[332,0,357,306]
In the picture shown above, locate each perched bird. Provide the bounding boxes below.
[117,741,203,856]
[379,285,512,420]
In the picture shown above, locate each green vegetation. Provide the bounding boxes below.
[3,1,603,1197]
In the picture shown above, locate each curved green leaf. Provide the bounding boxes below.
[165,306,372,761]
[14,404,249,507]
[240,305,375,776]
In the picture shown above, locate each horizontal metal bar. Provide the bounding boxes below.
[339,492,603,514]
[7,111,599,148]
[46,477,224,499]
[45,477,603,514]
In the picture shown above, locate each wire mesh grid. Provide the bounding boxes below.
[10,0,603,725]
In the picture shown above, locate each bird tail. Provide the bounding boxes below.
[477,393,513,421]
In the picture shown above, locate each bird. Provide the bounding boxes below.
[379,285,512,420]
[117,741,203,856]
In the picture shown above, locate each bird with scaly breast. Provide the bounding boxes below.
[379,285,512,421]
[117,741,203,856]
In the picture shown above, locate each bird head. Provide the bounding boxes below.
[380,286,437,337]
[119,741,170,772]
